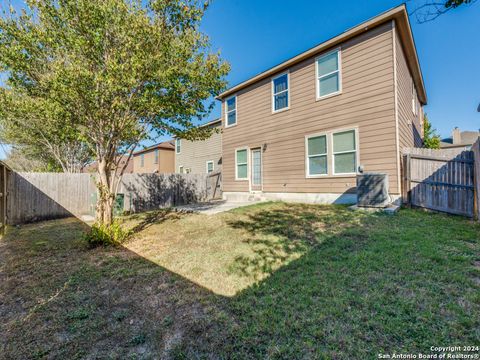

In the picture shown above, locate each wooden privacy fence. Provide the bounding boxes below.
[7,172,221,225]
[403,147,476,217]
[473,138,480,220]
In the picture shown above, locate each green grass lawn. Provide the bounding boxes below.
[1,202,479,359]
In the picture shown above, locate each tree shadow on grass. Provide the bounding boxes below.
[227,203,362,279]
[127,208,191,233]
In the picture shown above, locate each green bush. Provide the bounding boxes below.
[84,220,131,247]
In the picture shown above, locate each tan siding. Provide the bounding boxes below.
[222,22,401,194]
[175,126,222,174]
[396,27,423,151]
[133,148,175,173]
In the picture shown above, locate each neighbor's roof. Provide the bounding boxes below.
[441,130,480,147]
[217,4,427,105]
[133,141,175,156]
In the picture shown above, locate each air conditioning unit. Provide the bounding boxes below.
[356,173,389,208]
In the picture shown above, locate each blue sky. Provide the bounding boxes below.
[0,0,479,158]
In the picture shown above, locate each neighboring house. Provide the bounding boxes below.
[82,155,134,174]
[174,118,222,174]
[440,127,479,149]
[217,5,425,204]
[133,141,175,173]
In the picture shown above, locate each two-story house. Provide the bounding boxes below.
[133,141,175,173]
[217,4,426,204]
[174,118,222,174]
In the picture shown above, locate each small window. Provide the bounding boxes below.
[236,149,248,180]
[140,154,144,167]
[185,168,191,174]
[154,149,159,164]
[306,135,327,176]
[272,73,289,112]
[206,160,214,174]
[332,130,357,174]
[179,166,184,174]
[316,49,341,99]
[412,82,418,116]
[175,138,181,154]
[225,96,237,127]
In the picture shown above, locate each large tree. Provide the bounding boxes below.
[0,0,229,225]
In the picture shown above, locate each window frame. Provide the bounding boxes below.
[305,132,329,178]
[154,149,159,164]
[206,160,214,174]
[179,165,184,174]
[175,138,181,154]
[225,95,237,128]
[235,147,249,181]
[331,128,359,176]
[140,153,144,167]
[315,47,342,101]
[412,82,418,116]
[271,71,290,113]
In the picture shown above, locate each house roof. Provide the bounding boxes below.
[441,131,480,147]
[217,4,427,105]
[133,141,175,156]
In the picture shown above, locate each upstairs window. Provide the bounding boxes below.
[412,82,418,116]
[154,149,159,164]
[272,72,289,112]
[140,154,144,167]
[332,130,357,175]
[225,96,237,127]
[175,138,181,154]
[306,134,328,176]
[316,49,341,99]
[235,149,248,180]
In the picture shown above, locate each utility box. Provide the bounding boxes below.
[356,173,389,208]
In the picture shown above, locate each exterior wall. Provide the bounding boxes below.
[175,126,222,174]
[133,148,175,173]
[221,22,401,195]
[395,26,423,150]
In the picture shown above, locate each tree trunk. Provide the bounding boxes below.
[96,158,115,226]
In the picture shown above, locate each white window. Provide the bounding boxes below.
[154,149,159,164]
[272,72,289,112]
[225,96,237,127]
[175,138,181,154]
[306,134,328,176]
[179,165,184,174]
[206,160,214,174]
[140,153,144,167]
[316,49,341,99]
[412,82,418,116]
[332,129,357,175]
[235,149,248,180]
[185,168,191,174]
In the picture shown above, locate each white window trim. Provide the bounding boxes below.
[271,71,290,114]
[179,165,184,174]
[235,147,249,181]
[140,153,145,167]
[305,132,328,178]
[175,138,181,154]
[206,160,214,173]
[225,95,237,128]
[331,128,359,176]
[154,149,159,164]
[315,47,342,101]
[305,127,359,178]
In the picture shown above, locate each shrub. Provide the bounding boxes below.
[84,220,131,247]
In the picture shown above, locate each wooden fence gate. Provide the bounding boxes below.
[403,148,475,217]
